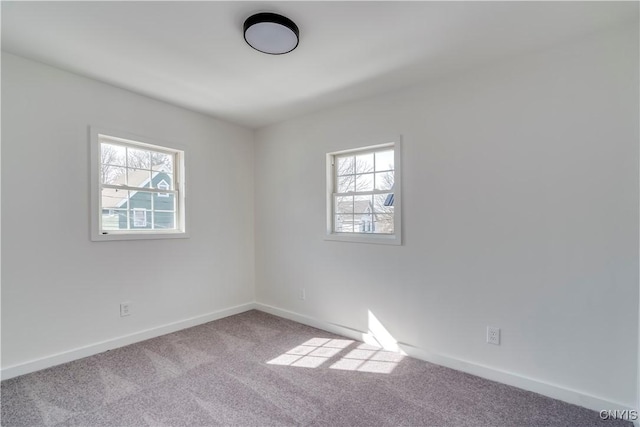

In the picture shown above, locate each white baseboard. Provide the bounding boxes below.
[1,302,257,380]
[3,300,634,417]
[255,303,634,414]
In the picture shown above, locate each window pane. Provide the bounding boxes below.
[101,143,126,166]
[337,175,355,193]
[153,173,173,190]
[334,214,354,233]
[153,211,175,229]
[101,188,128,210]
[129,190,152,210]
[101,166,126,185]
[337,156,355,176]
[102,209,127,231]
[101,209,127,230]
[127,147,151,169]
[374,171,394,191]
[151,152,173,172]
[335,196,353,214]
[130,209,150,228]
[375,150,394,172]
[356,214,374,233]
[154,193,175,211]
[355,153,374,173]
[354,195,372,213]
[355,173,373,192]
[374,193,395,212]
[127,168,152,188]
[374,213,394,234]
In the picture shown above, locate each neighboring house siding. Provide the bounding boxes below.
[101,171,175,230]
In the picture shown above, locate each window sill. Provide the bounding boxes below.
[324,232,401,246]
[91,230,189,242]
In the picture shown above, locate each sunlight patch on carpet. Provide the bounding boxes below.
[267,312,406,373]
[267,338,355,369]
[267,340,404,374]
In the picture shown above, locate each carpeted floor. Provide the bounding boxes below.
[0,310,631,426]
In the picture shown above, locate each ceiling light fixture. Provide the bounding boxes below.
[243,13,299,55]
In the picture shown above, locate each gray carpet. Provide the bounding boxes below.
[0,310,631,426]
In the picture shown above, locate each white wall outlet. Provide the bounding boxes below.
[300,288,306,301]
[120,302,132,317]
[487,326,500,345]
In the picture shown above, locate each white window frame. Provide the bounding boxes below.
[90,126,188,241]
[325,139,402,245]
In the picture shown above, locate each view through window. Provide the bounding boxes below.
[98,135,182,234]
[331,145,396,235]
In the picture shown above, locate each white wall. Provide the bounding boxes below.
[255,24,639,408]
[1,53,255,370]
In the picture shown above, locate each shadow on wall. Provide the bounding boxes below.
[267,311,406,374]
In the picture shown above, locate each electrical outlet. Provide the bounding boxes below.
[120,302,132,317]
[487,326,500,345]
[300,288,306,301]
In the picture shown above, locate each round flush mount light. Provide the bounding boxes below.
[243,12,299,55]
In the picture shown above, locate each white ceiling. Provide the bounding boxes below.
[2,1,637,129]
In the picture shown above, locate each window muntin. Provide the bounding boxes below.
[327,142,400,244]
[91,128,186,241]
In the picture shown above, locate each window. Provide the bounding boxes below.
[90,127,187,241]
[326,141,401,245]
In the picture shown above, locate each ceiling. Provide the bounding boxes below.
[2,2,637,129]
